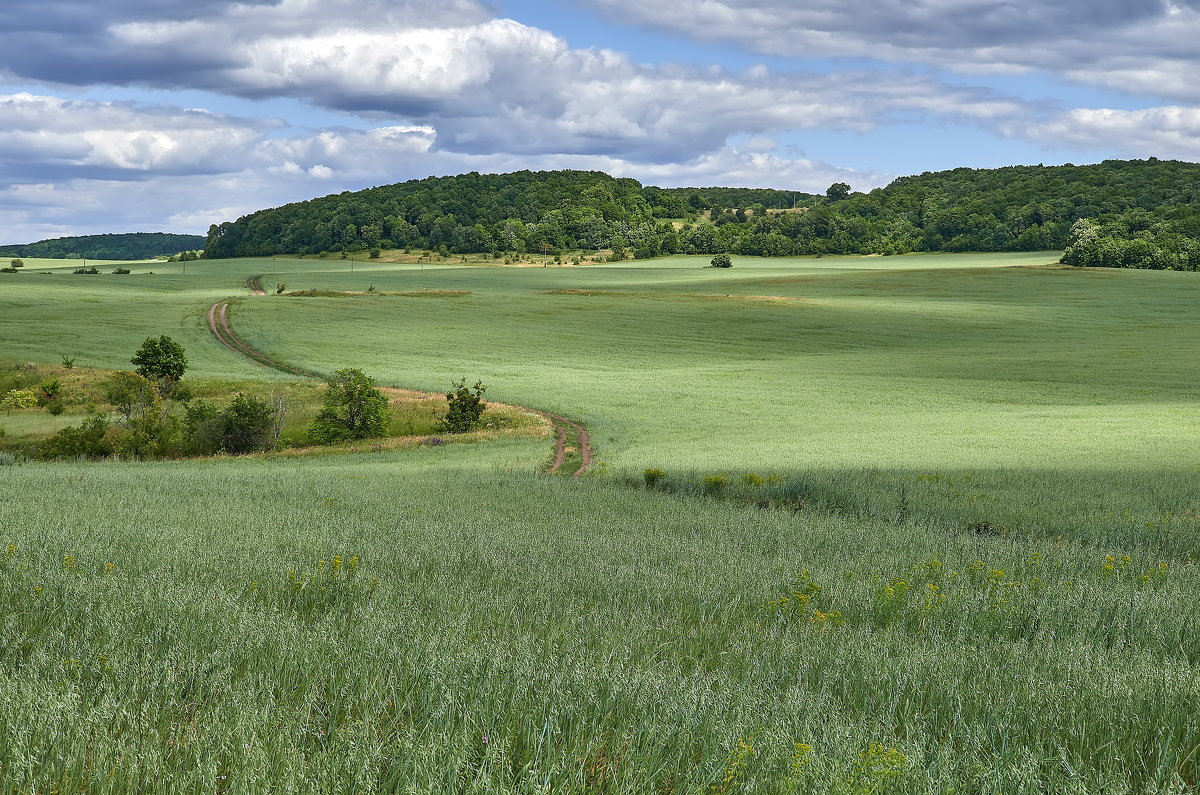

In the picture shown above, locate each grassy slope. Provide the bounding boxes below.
[3,251,1200,791]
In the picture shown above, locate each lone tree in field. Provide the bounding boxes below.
[131,335,187,395]
[309,369,390,443]
[10,259,23,269]
[709,254,733,269]
[439,379,487,434]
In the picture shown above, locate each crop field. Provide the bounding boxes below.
[2,251,1199,792]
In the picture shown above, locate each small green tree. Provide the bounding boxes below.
[439,379,487,434]
[709,253,733,269]
[309,369,390,443]
[220,393,279,454]
[10,259,23,269]
[131,335,187,394]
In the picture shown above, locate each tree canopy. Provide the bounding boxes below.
[201,160,1200,270]
[0,232,205,260]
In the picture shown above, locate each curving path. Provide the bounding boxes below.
[206,295,592,476]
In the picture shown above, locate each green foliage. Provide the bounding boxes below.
[219,393,280,454]
[826,182,852,201]
[72,266,100,275]
[204,160,1200,261]
[0,232,204,260]
[643,468,667,487]
[183,400,222,455]
[9,259,22,268]
[438,379,487,434]
[131,335,187,392]
[60,355,75,370]
[308,369,390,443]
[1,389,38,412]
[111,267,131,275]
[709,253,733,268]
[39,413,112,459]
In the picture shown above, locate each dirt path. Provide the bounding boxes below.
[206,297,593,476]
[245,276,266,296]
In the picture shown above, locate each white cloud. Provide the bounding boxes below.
[0,93,275,178]
[0,2,1033,165]
[1013,106,1200,160]
[582,0,1200,102]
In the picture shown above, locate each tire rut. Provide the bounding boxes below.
[206,295,592,476]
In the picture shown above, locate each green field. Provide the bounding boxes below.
[2,251,1199,792]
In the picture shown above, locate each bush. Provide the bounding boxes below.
[275,282,287,295]
[220,393,280,454]
[40,414,112,459]
[9,259,23,268]
[703,475,729,495]
[369,248,381,259]
[309,369,390,443]
[708,254,733,268]
[1,390,38,412]
[73,267,100,274]
[644,468,668,488]
[183,400,222,455]
[438,379,487,434]
[112,267,131,275]
[0,268,17,274]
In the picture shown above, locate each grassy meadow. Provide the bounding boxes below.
[2,251,1199,792]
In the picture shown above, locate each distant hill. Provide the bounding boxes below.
[203,161,1200,271]
[0,232,206,261]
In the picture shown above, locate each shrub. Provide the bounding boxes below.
[644,468,668,488]
[709,254,733,268]
[220,393,280,454]
[703,475,729,495]
[275,282,287,295]
[9,259,23,268]
[438,379,487,434]
[0,268,17,274]
[40,414,112,459]
[38,379,62,404]
[1,390,38,412]
[183,400,222,455]
[73,267,100,274]
[369,248,381,259]
[309,369,390,443]
[112,267,131,275]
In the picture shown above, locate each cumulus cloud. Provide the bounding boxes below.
[0,0,1033,164]
[0,94,280,182]
[0,91,889,243]
[1011,106,1200,160]
[583,0,1200,101]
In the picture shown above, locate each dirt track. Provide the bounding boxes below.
[206,295,592,476]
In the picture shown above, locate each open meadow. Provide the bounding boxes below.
[2,251,1199,792]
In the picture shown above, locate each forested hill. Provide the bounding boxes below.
[0,232,206,260]
[203,160,1200,270]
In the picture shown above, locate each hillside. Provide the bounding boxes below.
[0,232,205,260]
[202,160,1200,270]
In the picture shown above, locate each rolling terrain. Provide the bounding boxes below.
[1,250,1198,792]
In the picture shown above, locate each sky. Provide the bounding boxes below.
[1,0,1198,243]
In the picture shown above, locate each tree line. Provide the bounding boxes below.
[0,232,207,261]
[202,160,1200,270]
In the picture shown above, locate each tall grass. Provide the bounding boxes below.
[1,446,1198,792]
